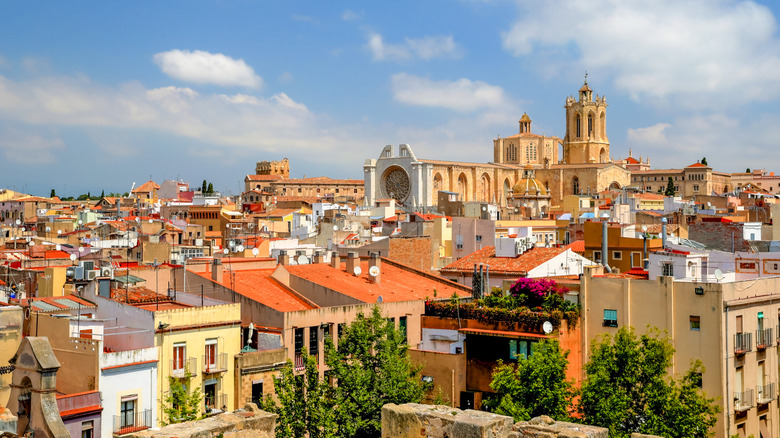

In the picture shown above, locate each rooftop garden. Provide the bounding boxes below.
[425,277,580,330]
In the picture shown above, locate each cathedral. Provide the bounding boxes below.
[364,79,639,213]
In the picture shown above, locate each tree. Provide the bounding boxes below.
[50,189,56,198]
[100,189,105,198]
[202,179,208,193]
[207,183,214,194]
[263,353,336,438]
[746,168,751,173]
[664,177,676,196]
[161,371,202,425]
[578,327,719,438]
[325,306,428,438]
[486,340,576,422]
[701,157,708,166]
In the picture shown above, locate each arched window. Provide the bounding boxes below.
[576,117,581,137]
[588,113,594,136]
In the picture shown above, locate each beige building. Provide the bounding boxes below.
[632,162,732,197]
[364,80,632,212]
[732,169,780,194]
[581,265,780,438]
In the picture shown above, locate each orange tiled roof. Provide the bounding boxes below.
[132,181,160,193]
[193,268,317,312]
[246,174,284,181]
[273,177,363,185]
[442,246,566,275]
[284,258,470,304]
[686,162,708,168]
[625,156,640,164]
[566,240,585,253]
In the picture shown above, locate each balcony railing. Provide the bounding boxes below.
[204,393,228,413]
[756,328,774,350]
[734,332,752,355]
[170,357,197,378]
[734,389,754,411]
[113,409,152,435]
[202,353,227,374]
[758,383,776,404]
[294,353,305,372]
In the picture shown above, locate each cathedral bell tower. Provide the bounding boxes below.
[563,75,609,164]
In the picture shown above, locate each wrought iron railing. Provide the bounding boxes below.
[294,353,305,372]
[113,409,152,435]
[202,353,227,374]
[734,388,754,411]
[734,332,752,355]
[170,357,197,378]
[756,328,773,350]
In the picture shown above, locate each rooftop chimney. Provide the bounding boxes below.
[346,251,359,275]
[331,251,341,270]
[369,252,381,284]
[212,258,223,283]
[279,250,290,265]
[313,250,325,264]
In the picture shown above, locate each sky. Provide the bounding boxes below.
[3,1,780,197]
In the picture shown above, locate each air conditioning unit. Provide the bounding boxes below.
[80,261,95,271]
[100,267,113,278]
[86,270,98,281]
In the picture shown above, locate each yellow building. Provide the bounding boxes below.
[153,302,242,418]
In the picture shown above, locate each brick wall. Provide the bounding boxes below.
[388,236,433,273]
[689,221,750,252]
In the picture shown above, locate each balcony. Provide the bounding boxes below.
[294,352,305,372]
[756,328,774,350]
[202,353,227,374]
[734,332,752,355]
[204,393,227,413]
[758,383,776,404]
[734,388,754,411]
[113,409,152,435]
[169,357,197,378]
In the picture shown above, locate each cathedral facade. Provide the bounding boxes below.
[363,80,632,212]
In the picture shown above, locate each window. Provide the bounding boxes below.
[690,315,701,331]
[736,315,743,333]
[120,396,137,429]
[593,250,602,263]
[693,185,699,192]
[475,235,482,242]
[81,420,94,438]
[603,309,618,327]
[298,188,302,193]
[309,326,319,357]
[173,343,186,375]
[612,251,622,260]
[661,262,674,277]
[399,316,407,343]
[205,339,217,372]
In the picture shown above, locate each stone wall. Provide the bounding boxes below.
[127,403,276,438]
[381,404,614,438]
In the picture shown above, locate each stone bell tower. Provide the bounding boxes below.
[563,75,610,164]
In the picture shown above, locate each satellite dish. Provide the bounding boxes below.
[70,254,77,261]
[542,321,553,334]
[333,225,339,231]
[135,217,141,223]
[55,244,61,251]
[236,244,245,253]
[353,266,362,276]
[482,206,487,211]
[29,241,35,246]
[149,219,153,224]
[707,202,712,208]
[45,226,51,232]
[297,255,309,265]
[57,229,62,235]
[714,268,724,281]
[223,248,229,255]
[530,236,538,244]
[79,247,85,253]
[377,295,383,303]
[641,225,648,232]
[252,248,259,256]
[15,219,20,226]
[369,265,380,277]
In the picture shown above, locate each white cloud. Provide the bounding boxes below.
[501,0,780,107]
[153,49,263,88]
[278,71,294,83]
[342,9,361,21]
[391,73,509,112]
[627,123,671,145]
[367,32,462,61]
[0,128,64,164]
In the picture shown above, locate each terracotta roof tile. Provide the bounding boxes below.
[192,268,316,312]
[441,246,566,274]
[131,181,160,193]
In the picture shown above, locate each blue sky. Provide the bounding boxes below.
[3,1,780,197]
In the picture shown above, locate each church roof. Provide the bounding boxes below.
[512,177,548,196]
[686,162,709,168]
[579,82,592,92]
[625,156,640,164]
[519,113,532,122]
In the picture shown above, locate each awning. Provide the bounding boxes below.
[458,328,551,339]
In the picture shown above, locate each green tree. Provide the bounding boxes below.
[50,189,56,198]
[100,189,105,198]
[263,353,336,438]
[161,371,203,425]
[486,340,576,421]
[664,177,676,196]
[325,306,428,438]
[746,168,751,173]
[202,179,208,193]
[701,157,708,166]
[207,183,214,194]
[579,327,719,438]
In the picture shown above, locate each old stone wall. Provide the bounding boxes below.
[127,403,276,438]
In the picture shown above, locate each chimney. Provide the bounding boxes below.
[313,250,325,264]
[331,251,341,270]
[601,220,612,273]
[346,251,359,275]
[279,250,290,265]
[369,252,381,284]
[212,258,223,283]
